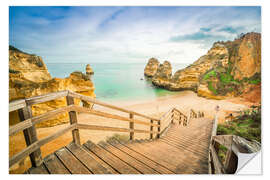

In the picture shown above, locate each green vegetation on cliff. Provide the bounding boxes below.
[202,65,260,96]
[217,105,261,143]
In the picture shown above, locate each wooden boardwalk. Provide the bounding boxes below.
[10,91,260,174]
[25,117,213,174]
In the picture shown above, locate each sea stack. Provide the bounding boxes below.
[144,58,159,77]
[9,46,96,127]
[145,32,261,100]
[152,61,172,88]
[86,64,94,75]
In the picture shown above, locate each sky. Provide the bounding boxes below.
[9,6,261,64]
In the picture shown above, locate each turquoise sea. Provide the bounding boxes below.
[46,63,188,102]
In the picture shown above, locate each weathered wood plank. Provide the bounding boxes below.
[98,141,159,174]
[108,139,173,174]
[43,154,70,174]
[55,147,91,174]
[150,120,154,139]
[157,120,161,138]
[81,145,119,174]
[77,123,158,134]
[209,143,226,174]
[84,141,140,174]
[212,135,233,150]
[66,143,112,174]
[26,90,68,106]
[172,108,187,118]
[224,150,238,174]
[69,91,160,121]
[28,164,49,174]
[9,106,73,136]
[233,135,261,153]
[137,140,207,174]
[66,96,80,145]
[18,106,42,167]
[123,141,178,173]
[10,124,76,167]
[9,99,26,112]
[129,113,134,140]
[74,106,160,127]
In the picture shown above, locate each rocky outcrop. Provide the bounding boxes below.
[170,42,229,92]
[144,58,159,77]
[229,33,261,80]
[86,64,94,75]
[146,32,261,100]
[9,46,96,127]
[9,46,52,82]
[197,32,261,99]
[152,61,172,88]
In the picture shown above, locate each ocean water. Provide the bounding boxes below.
[46,63,188,102]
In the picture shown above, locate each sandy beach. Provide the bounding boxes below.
[9,90,249,173]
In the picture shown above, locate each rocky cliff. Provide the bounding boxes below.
[9,46,96,127]
[152,61,172,88]
[145,32,261,101]
[144,58,159,77]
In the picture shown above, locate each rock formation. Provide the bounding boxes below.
[9,46,52,82]
[144,58,159,77]
[9,46,96,127]
[152,61,172,88]
[146,32,261,101]
[86,64,94,75]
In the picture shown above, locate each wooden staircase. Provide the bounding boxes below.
[25,117,213,174]
[10,90,260,174]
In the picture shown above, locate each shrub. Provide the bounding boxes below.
[208,81,217,95]
[203,70,216,80]
[217,106,261,143]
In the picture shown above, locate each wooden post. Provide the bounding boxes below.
[18,106,42,167]
[150,119,153,139]
[66,96,81,145]
[224,150,238,173]
[157,120,161,138]
[129,113,134,140]
[171,110,174,124]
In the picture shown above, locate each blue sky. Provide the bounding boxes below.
[9,6,261,64]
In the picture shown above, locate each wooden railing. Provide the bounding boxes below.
[9,90,190,169]
[208,109,261,174]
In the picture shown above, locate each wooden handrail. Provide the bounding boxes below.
[9,106,74,136]
[68,91,160,122]
[9,91,162,168]
[26,90,68,106]
[9,124,76,167]
[208,109,261,174]
[77,124,158,134]
[9,99,26,112]
[73,106,160,127]
[9,90,202,170]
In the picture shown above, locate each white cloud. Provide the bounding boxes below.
[10,7,261,64]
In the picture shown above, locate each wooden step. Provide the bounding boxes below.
[43,154,70,174]
[28,164,49,174]
[66,143,112,174]
[55,147,91,174]
[83,140,140,174]
[98,141,159,174]
[135,139,208,173]
[107,139,174,174]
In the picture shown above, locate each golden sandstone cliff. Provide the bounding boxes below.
[9,46,96,127]
[144,32,261,102]
[144,58,159,77]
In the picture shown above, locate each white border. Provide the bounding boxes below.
[1,0,269,179]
